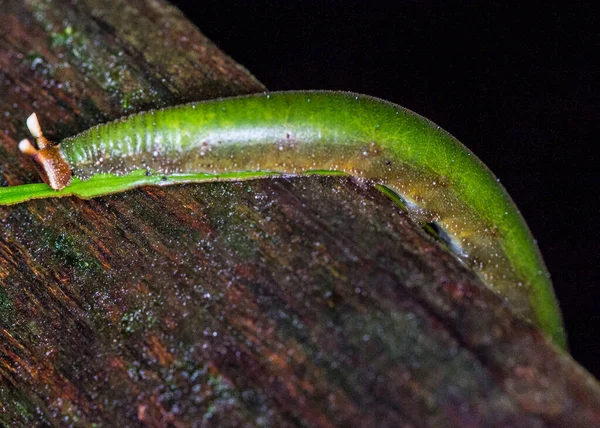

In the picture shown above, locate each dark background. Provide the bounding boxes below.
[171,1,598,376]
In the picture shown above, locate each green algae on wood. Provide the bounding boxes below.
[4,0,599,426]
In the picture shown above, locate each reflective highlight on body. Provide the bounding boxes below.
[3,91,565,348]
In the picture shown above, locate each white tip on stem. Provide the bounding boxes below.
[19,138,38,155]
[26,113,43,139]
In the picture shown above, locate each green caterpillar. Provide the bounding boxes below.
[0,91,565,348]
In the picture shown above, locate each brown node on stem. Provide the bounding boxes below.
[19,113,73,190]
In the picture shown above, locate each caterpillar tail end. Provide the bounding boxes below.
[20,113,73,190]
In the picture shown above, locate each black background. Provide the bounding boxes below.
[170,1,598,376]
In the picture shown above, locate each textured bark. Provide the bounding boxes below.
[1,1,599,427]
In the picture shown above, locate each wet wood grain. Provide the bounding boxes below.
[1,1,599,426]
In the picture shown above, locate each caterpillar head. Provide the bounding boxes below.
[19,113,72,190]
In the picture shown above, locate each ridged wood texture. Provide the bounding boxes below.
[1,0,599,426]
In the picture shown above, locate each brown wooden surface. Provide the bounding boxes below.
[1,1,599,426]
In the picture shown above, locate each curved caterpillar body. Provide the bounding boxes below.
[3,91,565,348]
